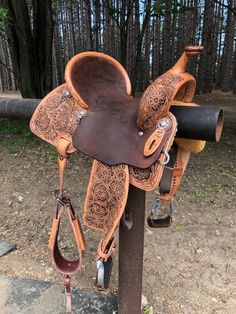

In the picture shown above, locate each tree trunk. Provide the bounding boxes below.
[232,46,236,94]
[0,0,54,98]
[152,1,161,80]
[220,0,236,92]
[197,1,215,93]
[162,0,172,72]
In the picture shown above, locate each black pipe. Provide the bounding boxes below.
[0,98,39,119]
[0,99,223,142]
[170,106,223,142]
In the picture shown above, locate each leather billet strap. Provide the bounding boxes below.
[147,145,190,229]
[159,145,190,203]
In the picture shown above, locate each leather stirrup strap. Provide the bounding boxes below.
[58,155,68,196]
[56,137,71,195]
[48,139,85,312]
[64,275,72,312]
[159,145,187,203]
[48,197,85,273]
[48,196,85,312]
[147,146,182,228]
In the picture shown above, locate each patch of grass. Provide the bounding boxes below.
[0,118,70,162]
[214,184,223,193]
[175,224,182,232]
[143,306,153,314]
[195,191,204,198]
[0,118,35,139]
[40,146,58,161]
[0,138,20,154]
[0,118,42,154]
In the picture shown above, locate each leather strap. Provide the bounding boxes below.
[56,137,71,196]
[159,145,184,202]
[48,144,85,312]
[48,196,85,273]
[64,275,72,313]
[147,145,186,228]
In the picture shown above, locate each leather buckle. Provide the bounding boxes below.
[54,190,71,206]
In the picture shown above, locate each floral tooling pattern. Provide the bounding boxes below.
[137,71,183,130]
[31,84,80,146]
[84,161,129,236]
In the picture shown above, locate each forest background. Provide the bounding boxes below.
[0,0,235,98]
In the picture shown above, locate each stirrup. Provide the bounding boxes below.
[95,257,113,290]
[147,198,173,228]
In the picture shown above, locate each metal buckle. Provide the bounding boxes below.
[53,190,70,206]
[158,150,170,165]
[54,190,63,204]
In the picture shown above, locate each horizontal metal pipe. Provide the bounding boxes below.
[0,99,223,142]
[0,98,39,119]
[170,106,223,142]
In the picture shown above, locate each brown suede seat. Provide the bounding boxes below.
[72,93,174,168]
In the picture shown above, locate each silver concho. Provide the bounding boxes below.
[60,89,71,101]
[77,108,88,125]
[156,116,170,130]
[63,90,71,97]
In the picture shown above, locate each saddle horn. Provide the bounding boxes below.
[171,46,204,74]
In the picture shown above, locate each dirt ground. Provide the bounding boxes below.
[0,91,235,314]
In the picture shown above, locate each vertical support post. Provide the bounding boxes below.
[118,185,146,314]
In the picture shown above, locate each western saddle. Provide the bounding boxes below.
[30,46,207,311]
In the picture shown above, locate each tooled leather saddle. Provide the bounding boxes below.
[30,46,205,311]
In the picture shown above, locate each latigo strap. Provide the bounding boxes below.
[147,145,191,228]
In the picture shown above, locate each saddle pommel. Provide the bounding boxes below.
[137,46,203,130]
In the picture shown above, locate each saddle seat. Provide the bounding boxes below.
[66,53,175,168]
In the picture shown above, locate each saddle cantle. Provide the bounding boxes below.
[30,46,204,311]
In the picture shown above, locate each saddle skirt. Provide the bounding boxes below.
[30,46,204,311]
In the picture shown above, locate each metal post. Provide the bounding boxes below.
[118,185,146,314]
